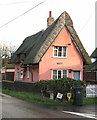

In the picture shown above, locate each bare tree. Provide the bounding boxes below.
[1,44,17,58]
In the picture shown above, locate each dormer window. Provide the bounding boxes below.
[53,46,67,58]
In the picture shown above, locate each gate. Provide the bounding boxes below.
[86,85,97,97]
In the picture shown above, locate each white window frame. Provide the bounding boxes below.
[52,69,68,80]
[72,71,81,80]
[20,70,23,78]
[27,70,29,79]
[53,46,67,58]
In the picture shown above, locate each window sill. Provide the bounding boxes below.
[52,56,67,59]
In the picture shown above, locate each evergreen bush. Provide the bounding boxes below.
[35,77,86,98]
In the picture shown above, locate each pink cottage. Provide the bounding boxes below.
[11,11,91,82]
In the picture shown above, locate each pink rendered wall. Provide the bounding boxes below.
[39,27,83,80]
[14,63,39,82]
[32,64,39,82]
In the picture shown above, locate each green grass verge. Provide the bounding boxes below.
[2,89,97,105]
[83,97,97,104]
[2,89,73,105]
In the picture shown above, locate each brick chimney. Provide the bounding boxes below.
[47,11,54,27]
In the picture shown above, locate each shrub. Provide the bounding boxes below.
[35,77,86,98]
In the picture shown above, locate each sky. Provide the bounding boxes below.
[0,0,96,55]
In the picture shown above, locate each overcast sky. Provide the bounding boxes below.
[0,0,96,55]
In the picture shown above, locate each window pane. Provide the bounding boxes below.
[20,70,23,78]
[27,70,29,78]
[63,70,67,78]
[54,50,57,56]
[53,70,57,79]
[16,72,19,80]
[53,75,57,79]
[58,47,62,57]
[63,47,66,57]
[58,70,61,79]
[53,70,57,74]
[63,70,67,74]
[63,52,66,57]
[58,51,62,56]
[73,71,80,80]
[54,46,58,50]
[63,47,66,51]
[58,47,62,51]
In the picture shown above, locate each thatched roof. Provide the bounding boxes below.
[10,11,91,65]
[90,48,97,58]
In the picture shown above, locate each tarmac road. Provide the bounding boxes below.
[1,93,97,119]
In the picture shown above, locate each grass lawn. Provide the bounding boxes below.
[2,89,97,105]
[83,97,97,104]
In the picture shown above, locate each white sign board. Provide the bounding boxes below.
[86,85,97,98]
[57,92,63,99]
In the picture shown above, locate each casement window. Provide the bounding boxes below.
[53,46,67,58]
[27,70,29,79]
[20,70,23,78]
[52,69,67,79]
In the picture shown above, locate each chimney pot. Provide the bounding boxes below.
[49,11,52,17]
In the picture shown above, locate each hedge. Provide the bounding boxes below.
[35,77,86,97]
[2,80,41,94]
[2,80,14,90]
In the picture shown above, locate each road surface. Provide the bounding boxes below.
[1,93,96,119]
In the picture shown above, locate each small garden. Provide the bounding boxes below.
[2,77,97,104]
[2,88,97,105]
[35,77,86,99]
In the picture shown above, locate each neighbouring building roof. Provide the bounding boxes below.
[84,60,97,71]
[84,48,97,71]
[1,69,15,74]
[90,48,97,58]
[10,11,91,65]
